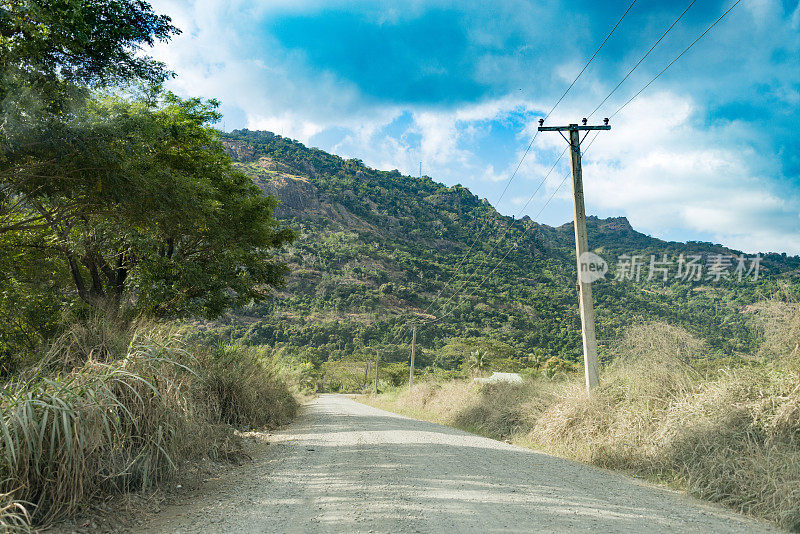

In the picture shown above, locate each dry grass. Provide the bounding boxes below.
[373,304,800,531]
[0,318,298,529]
[195,344,298,429]
[751,299,800,363]
[0,493,29,533]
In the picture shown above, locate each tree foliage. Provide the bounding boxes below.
[6,93,295,316]
[0,1,294,370]
[0,0,177,86]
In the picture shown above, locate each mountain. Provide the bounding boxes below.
[205,130,800,368]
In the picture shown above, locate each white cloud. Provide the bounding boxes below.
[145,0,800,254]
[575,91,800,254]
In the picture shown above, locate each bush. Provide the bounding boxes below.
[0,318,298,527]
[195,344,298,429]
[320,360,370,392]
[372,313,800,532]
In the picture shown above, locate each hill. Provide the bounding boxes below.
[202,130,800,369]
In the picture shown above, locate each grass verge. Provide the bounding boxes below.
[363,310,800,532]
[0,317,298,530]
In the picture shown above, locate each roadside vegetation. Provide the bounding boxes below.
[365,299,800,532]
[3,0,800,531]
[0,318,298,527]
[0,0,298,530]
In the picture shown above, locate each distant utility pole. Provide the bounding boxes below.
[374,350,380,395]
[409,324,417,391]
[538,118,611,393]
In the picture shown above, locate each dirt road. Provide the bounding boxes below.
[138,394,779,533]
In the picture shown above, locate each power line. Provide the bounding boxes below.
[587,0,697,119]
[425,147,568,320]
[610,0,742,119]
[545,0,639,122]
[425,0,740,324]
[413,0,639,323]
[433,133,602,323]
[393,0,728,341]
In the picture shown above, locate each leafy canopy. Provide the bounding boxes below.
[0,0,178,86]
[0,1,295,368]
[2,90,296,318]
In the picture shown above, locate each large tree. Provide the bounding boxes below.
[0,1,294,366]
[3,92,295,317]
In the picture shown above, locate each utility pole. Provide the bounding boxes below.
[538,118,610,393]
[409,324,417,391]
[374,349,380,395]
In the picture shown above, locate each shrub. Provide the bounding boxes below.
[374,315,800,532]
[0,318,297,527]
[320,360,370,392]
[750,299,800,363]
[195,344,298,429]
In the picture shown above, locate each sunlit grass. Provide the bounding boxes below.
[367,301,800,531]
[0,318,298,528]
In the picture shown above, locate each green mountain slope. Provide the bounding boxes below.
[206,129,800,368]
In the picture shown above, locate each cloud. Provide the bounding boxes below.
[147,0,800,254]
[580,91,800,253]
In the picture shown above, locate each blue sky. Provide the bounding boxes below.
[150,0,800,254]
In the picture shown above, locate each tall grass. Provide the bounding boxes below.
[195,344,298,429]
[0,318,298,528]
[371,302,800,531]
[0,493,29,533]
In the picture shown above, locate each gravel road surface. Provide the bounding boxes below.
[138,394,780,533]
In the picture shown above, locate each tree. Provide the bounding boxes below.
[0,0,185,368]
[0,0,178,91]
[435,336,516,371]
[2,91,295,318]
[1,0,180,239]
[0,1,295,322]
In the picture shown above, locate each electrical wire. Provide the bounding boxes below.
[424,0,742,324]
[425,147,569,321]
[610,0,743,118]
[412,0,639,317]
[587,0,697,119]
[383,1,640,349]
[433,133,602,323]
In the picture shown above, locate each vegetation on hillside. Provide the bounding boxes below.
[202,130,799,388]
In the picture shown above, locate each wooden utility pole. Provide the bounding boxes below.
[538,118,610,392]
[374,350,380,395]
[409,324,417,390]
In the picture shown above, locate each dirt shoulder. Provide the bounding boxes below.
[130,394,780,533]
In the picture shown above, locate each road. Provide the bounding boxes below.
[138,394,779,533]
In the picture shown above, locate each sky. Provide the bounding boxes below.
[148,0,800,254]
